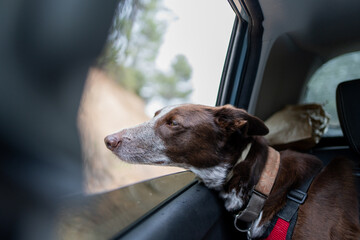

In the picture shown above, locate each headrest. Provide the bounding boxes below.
[336,79,360,155]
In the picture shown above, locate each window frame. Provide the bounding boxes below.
[217,0,264,110]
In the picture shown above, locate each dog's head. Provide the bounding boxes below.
[104,104,268,170]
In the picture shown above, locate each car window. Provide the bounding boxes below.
[301,51,360,137]
[77,0,234,194]
[57,171,196,239]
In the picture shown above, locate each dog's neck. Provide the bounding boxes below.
[191,136,323,239]
[225,142,252,182]
[190,137,277,209]
[189,142,255,191]
[220,138,279,212]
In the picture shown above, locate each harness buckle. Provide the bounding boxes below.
[234,215,254,240]
[287,189,307,204]
[234,213,252,233]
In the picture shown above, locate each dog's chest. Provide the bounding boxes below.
[220,188,245,212]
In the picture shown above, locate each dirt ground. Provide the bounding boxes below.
[78,68,184,194]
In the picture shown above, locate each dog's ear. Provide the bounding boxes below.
[214,105,269,136]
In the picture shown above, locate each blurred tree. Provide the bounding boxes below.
[172,55,192,81]
[98,0,164,93]
[149,54,193,101]
[96,0,192,104]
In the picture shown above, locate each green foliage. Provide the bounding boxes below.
[149,54,193,101]
[96,0,193,103]
[112,65,145,96]
[97,0,164,93]
[171,55,192,81]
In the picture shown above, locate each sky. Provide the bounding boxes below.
[146,0,235,115]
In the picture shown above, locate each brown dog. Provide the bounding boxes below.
[104,104,360,239]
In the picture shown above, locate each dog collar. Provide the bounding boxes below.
[234,147,280,232]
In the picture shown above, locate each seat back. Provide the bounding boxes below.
[336,79,360,157]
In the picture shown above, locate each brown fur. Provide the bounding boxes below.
[292,157,360,239]
[105,104,360,239]
[154,104,269,169]
[215,106,360,239]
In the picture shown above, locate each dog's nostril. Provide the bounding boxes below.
[104,135,121,151]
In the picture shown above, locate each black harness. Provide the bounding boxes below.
[259,170,321,240]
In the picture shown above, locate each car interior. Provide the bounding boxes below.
[114,0,360,239]
[2,0,360,239]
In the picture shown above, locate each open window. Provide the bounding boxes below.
[58,0,237,239]
[78,0,234,194]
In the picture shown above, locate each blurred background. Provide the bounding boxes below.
[0,1,234,238]
[78,0,234,193]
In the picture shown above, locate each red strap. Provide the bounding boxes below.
[263,218,290,240]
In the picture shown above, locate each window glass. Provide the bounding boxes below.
[78,0,234,193]
[58,172,196,239]
[302,51,360,136]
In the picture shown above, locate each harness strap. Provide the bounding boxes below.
[262,172,319,240]
[264,218,289,240]
[278,176,313,222]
